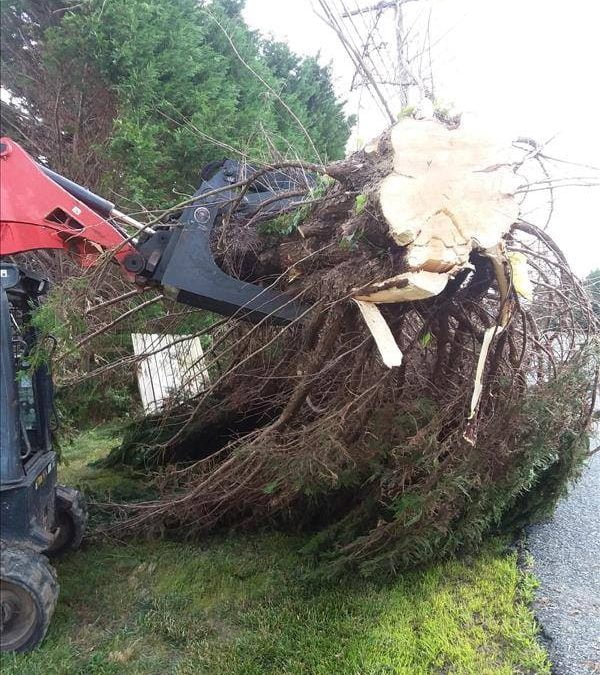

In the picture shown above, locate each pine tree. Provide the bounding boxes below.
[0,0,353,207]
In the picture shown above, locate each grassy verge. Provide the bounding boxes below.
[4,426,550,675]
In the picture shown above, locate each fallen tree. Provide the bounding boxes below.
[99,118,597,576]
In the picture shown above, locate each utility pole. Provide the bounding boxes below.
[334,0,428,111]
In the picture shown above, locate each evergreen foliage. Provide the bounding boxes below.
[1,0,352,206]
[585,269,600,316]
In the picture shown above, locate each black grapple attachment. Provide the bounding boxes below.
[129,160,312,324]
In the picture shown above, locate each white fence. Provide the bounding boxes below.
[131,333,210,415]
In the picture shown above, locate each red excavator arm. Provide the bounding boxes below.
[0,137,305,323]
[0,137,137,271]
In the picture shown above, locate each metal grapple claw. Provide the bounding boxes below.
[134,160,311,324]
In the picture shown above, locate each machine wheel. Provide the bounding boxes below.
[0,545,59,652]
[47,485,87,556]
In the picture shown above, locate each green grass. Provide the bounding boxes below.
[58,425,154,504]
[3,426,550,675]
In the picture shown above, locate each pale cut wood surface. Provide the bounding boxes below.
[372,118,520,297]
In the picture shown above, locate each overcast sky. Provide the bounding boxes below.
[243,0,599,276]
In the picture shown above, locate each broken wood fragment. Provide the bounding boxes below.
[355,270,449,303]
[353,299,403,368]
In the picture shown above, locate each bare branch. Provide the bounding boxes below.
[341,0,418,17]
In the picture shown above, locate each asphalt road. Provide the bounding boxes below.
[527,431,600,675]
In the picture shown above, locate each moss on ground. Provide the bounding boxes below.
[58,425,155,505]
[3,425,550,675]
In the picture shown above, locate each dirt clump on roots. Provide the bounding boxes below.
[105,120,599,577]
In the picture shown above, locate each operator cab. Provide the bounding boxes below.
[3,265,54,455]
[0,263,56,550]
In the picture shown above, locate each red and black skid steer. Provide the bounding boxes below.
[0,137,306,651]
